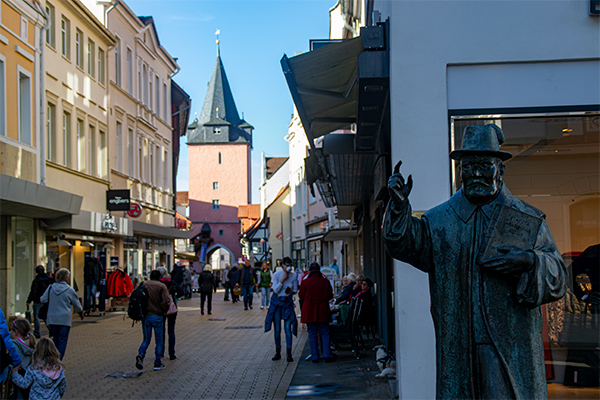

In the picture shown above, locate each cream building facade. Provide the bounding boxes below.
[82,0,185,279]
[40,0,124,302]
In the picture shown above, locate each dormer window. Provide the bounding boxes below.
[213,127,221,134]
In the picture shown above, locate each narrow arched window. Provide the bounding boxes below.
[218,152,222,164]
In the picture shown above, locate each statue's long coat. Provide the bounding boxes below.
[383,185,566,399]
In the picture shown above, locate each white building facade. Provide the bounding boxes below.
[372,0,600,397]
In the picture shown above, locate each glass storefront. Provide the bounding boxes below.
[10,217,34,316]
[452,112,599,395]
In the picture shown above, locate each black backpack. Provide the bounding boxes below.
[127,283,148,324]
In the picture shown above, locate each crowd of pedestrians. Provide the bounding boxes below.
[2,256,376,398]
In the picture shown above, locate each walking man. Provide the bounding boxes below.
[26,265,54,338]
[136,270,171,371]
[199,268,217,315]
[240,260,256,310]
[265,256,298,362]
[257,262,272,309]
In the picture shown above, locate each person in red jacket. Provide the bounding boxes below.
[298,262,335,363]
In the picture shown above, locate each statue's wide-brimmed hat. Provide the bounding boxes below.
[449,124,512,161]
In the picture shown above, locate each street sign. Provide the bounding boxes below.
[127,202,142,218]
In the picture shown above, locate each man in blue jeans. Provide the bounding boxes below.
[240,260,256,310]
[136,270,170,371]
[265,257,299,362]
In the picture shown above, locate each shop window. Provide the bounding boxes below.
[11,217,34,316]
[451,111,600,393]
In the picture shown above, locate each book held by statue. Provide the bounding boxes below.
[478,205,543,262]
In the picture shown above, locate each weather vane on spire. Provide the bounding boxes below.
[215,29,221,56]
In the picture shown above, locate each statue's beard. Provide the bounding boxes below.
[463,179,502,205]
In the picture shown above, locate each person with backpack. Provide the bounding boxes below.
[135,270,170,371]
[26,266,54,339]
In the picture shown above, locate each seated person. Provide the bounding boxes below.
[335,274,356,305]
[353,278,375,326]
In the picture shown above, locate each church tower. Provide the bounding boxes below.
[187,44,253,268]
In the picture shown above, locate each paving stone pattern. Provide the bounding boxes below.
[60,290,307,400]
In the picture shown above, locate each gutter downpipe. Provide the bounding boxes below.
[33,0,50,186]
[105,0,120,29]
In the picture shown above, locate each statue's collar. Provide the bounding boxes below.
[449,184,512,223]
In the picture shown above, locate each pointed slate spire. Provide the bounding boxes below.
[187,49,251,145]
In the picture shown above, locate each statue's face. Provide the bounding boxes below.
[460,155,504,205]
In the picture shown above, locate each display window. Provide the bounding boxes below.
[452,111,599,396]
[10,217,34,316]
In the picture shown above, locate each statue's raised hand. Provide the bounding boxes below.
[388,160,413,206]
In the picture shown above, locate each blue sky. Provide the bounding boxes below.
[126,0,334,203]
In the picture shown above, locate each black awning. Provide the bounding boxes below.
[282,24,389,211]
[281,37,363,142]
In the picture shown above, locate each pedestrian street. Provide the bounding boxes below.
[59,290,307,400]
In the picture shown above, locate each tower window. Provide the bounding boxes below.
[213,127,221,134]
[212,200,220,210]
[213,182,219,190]
[218,152,222,164]
[219,230,224,236]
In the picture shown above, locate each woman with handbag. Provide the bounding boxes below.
[158,267,183,361]
[40,268,83,360]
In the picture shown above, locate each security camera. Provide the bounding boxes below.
[57,231,66,239]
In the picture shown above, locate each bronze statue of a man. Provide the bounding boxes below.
[383,124,567,399]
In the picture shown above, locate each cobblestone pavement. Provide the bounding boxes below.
[59,290,307,400]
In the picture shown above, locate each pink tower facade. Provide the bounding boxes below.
[188,143,251,262]
[186,48,253,265]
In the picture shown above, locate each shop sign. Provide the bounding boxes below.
[128,203,142,218]
[106,190,131,211]
[110,256,119,268]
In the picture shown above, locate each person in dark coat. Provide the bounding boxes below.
[198,269,217,315]
[170,263,184,287]
[26,265,54,338]
[240,260,256,310]
[383,124,566,399]
[228,265,240,303]
[299,262,334,363]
